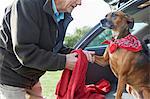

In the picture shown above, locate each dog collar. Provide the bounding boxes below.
[102,34,142,53]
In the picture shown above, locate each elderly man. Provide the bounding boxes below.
[0,0,95,99]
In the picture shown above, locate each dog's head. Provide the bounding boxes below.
[100,11,134,38]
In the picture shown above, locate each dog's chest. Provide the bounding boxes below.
[108,49,126,76]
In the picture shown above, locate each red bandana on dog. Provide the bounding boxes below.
[102,34,142,54]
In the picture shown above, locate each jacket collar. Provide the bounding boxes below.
[43,0,58,24]
[43,0,73,28]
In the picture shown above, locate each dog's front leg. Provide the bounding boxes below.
[94,55,109,66]
[116,75,126,99]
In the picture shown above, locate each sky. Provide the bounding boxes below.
[0,0,111,34]
[67,0,110,34]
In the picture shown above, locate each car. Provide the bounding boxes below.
[73,0,149,98]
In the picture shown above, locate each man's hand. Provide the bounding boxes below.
[83,50,95,63]
[65,53,78,70]
[65,50,95,70]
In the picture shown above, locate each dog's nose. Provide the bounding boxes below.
[100,18,115,29]
[100,18,107,24]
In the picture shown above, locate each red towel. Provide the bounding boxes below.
[55,49,111,99]
[102,34,142,53]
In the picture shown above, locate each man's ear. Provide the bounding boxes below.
[125,14,134,29]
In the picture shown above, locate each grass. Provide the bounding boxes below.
[40,71,62,99]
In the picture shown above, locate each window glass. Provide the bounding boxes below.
[86,29,112,47]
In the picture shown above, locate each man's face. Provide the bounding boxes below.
[55,0,82,13]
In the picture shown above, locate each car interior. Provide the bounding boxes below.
[74,0,149,98]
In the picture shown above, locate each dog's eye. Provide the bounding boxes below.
[111,13,118,19]
[112,13,117,17]
[105,14,108,17]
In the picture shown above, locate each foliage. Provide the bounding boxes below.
[40,71,62,98]
[64,26,91,47]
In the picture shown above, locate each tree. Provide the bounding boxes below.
[64,26,91,47]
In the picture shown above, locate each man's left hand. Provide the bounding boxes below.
[83,50,95,63]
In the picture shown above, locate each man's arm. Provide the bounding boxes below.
[10,0,66,71]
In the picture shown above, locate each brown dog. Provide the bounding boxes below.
[94,11,150,99]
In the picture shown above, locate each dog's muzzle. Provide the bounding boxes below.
[100,18,115,29]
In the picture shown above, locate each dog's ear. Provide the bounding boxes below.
[125,14,134,29]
